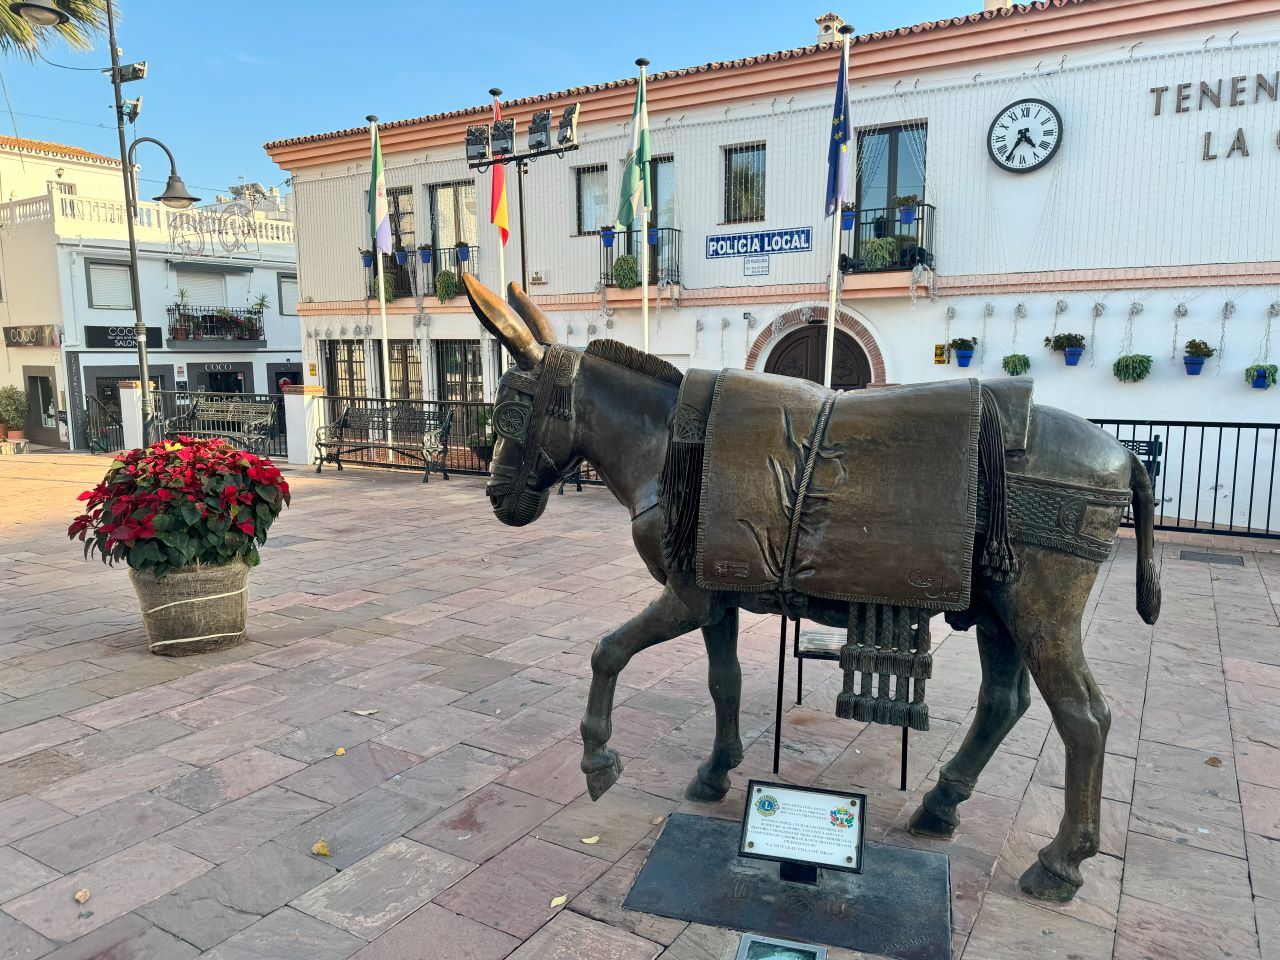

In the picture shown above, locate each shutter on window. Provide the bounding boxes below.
[89,262,133,308]
[174,270,226,306]
[279,277,299,315]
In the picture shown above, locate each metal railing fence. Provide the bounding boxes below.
[153,389,288,458]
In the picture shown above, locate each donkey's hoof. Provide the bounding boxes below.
[685,769,731,803]
[582,749,622,800]
[907,805,956,839]
[1018,859,1081,903]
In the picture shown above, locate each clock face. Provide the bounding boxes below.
[987,98,1063,173]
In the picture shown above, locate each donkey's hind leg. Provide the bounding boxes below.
[580,584,703,801]
[687,607,743,802]
[909,612,1030,838]
[1000,552,1110,903]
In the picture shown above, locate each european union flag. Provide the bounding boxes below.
[825,40,852,218]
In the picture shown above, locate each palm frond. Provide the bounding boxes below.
[0,0,109,61]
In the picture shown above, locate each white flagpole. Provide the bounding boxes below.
[369,118,393,447]
[824,27,852,389]
[638,58,650,354]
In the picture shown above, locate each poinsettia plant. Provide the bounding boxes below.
[68,437,290,577]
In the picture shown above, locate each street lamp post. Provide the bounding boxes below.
[12,0,200,447]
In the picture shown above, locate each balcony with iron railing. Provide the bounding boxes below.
[838,204,935,274]
[600,227,682,289]
[165,304,266,345]
[368,245,480,301]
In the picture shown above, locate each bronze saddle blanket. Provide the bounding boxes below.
[679,371,1035,613]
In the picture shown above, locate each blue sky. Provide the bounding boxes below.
[0,0,994,199]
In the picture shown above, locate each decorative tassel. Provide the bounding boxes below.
[978,387,1020,583]
[908,701,930,731]
[659,439,703,571]
[548,383,573,420]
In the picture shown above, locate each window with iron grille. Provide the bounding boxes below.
[428,180,477,249]
[575,164,608,235]
[434,339,484,403]
[723,143,765,223]
[324,339,381,398]
[388,339,423,400]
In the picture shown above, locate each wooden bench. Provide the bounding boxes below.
[315,404,452,483]
[163,397,278,455]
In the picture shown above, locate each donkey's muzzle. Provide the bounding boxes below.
[490,488,549,527]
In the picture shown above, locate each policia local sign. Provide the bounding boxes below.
[706,227,812,259]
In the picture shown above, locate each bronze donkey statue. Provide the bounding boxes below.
[463,275,1160,904]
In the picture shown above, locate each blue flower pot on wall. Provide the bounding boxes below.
[840,209,856,230]
[600,228,615,249]
[648,227,659,245]
[394,249,409,266]
[1184,355,1206,375]
[1253,370,1271,389]
[456,246,471,263]
[1064,346,1085,366]
[900,207,917,226]
[360,251,374,268]
[418,248,433,264]
[955,349,974,368]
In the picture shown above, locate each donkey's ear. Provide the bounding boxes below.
[507,282,556,345]
[463,274,545,370]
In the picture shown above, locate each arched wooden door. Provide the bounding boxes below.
[764,325,871,390]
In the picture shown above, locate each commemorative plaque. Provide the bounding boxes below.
[739,781,865,883]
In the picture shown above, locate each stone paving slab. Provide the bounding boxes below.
[0,455,1277,960]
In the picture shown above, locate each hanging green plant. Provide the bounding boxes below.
[1246,364,1277,389]
[1113,354,1153,383]
[612,254,640,290]
[434,269,459,303]
[1002,354,1030,376]
[861,236,898,271]
[375,271,397,304]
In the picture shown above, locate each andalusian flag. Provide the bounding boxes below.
[368,122,392,254]
[616,71,650,229]
[490,96,510,245]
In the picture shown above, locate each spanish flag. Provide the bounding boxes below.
[490,96,510,246]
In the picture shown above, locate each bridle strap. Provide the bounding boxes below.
[487,344,580,497]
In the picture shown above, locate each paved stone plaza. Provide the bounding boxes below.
[0,452,1277,960]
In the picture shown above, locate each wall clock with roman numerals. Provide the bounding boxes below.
[987,98,1063,173]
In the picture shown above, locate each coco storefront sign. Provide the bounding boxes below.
[84,325,162,349]
[3,324,58,347]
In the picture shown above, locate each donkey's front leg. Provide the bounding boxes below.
[686,606,742,802]
[581,585,703,800]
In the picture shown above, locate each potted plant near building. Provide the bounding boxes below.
[171,289,192,340]
[862,236,898,271]
[247,293,269,338]
[418,243,433,264]
[68,437,290,656]
[468,408,495,467]
[455,239,471,264]
[434,269,458,303]
[0,385,27,440]
[840,204,857,231]
[1113,354,1154,383]
[394,246,409,266]
[1183,338,1215,375]
[599,226,616,248]
[1002,353,1030,376]
[1045,332,1087,366]
[949,337,978,368]
[1246,364,1276,390]
[360,248,375,268]
[895,194,921,226]
[612,254,640,290]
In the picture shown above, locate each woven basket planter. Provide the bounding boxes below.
[129,560,249,656]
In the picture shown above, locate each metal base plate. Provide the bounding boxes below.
[624,814,952,960]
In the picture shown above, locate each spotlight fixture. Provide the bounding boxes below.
[557,103,580,147]
[528,110,551,151]
[465,124,491,163]
[121,96,142,124]
[491,117,515,156]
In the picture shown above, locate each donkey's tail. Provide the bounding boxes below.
[1129,451,1161,625]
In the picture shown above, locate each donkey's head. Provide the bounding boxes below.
[464,275,582,526]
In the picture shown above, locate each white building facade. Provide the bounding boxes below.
[266,0,1279,427]
[0,138,299,449]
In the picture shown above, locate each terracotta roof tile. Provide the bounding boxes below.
[264,0,1095,152]
[0,135,119,166]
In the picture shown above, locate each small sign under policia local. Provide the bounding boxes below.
[706,227,812,259]
[739,780,866,874]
